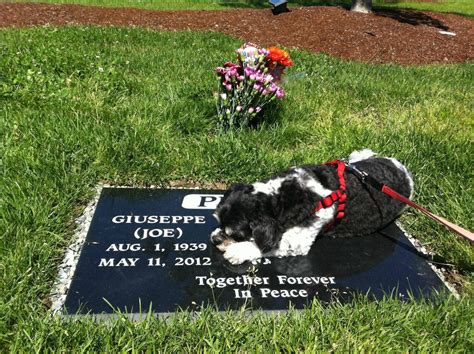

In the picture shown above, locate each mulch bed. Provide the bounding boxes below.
[0,3,473,64]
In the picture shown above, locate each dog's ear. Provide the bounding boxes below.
[229,183,253,194]
[217,204,231,222]
[222,183,253,201]
[251,218,281,253]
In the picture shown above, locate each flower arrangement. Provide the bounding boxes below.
[215,43,293,129]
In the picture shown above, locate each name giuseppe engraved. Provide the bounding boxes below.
[112,215,206,224]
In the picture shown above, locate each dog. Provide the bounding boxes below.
[210,149,414,265]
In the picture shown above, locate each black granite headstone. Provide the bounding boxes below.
[64,188,448,315]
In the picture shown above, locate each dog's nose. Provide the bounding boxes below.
[211,233,225,245]
[210,228,226,245]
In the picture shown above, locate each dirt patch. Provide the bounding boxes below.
[0,3,472,64]
[96,180,230,190]
[165,180,229,190]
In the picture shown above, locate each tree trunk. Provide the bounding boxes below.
[351,0,372,13]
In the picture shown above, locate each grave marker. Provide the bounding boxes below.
[63,188,449,315]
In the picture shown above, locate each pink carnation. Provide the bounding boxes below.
[276,88,285,99]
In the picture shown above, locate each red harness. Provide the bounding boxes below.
[310,160,347,221]
[309,159,474,243]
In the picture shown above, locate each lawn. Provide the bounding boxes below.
[0,24,473,350]
[6,0,474,17]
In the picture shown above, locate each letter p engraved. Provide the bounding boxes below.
[181,194,223,210]
[199,196,218,208]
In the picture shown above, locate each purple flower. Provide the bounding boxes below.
[255,72,264,82]
[255,107,262,113]
[276,88,285,99]
[264,74,274,84]
[216,67,226,75]
[228,67,238,77]
[244,67,254,77]
[224,61,239,69]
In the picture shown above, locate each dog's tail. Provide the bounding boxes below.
[348,149,376,163]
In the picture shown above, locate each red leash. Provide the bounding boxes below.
[345,162,474,243]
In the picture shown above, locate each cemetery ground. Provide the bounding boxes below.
[4,0,474,16]
[1,1,473,352]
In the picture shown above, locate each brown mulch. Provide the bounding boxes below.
[0,3,473,64]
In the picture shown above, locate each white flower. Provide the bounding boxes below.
[98,67,104,72]
[240,45,260,69]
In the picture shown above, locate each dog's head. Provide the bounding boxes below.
[211,183,282,253]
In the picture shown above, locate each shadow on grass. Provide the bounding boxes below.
[248,101,284,129]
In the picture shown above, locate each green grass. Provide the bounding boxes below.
[6,0,474,17]
[7,0,240,10]
[0,26,473,350]
[4,299,474,351]
[375,0,474,18]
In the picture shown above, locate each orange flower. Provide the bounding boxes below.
[267,47,293,67]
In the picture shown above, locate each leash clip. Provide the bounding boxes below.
[345,162,368,181]
[345,162,384,190]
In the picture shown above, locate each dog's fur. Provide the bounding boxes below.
[210,149,414,265]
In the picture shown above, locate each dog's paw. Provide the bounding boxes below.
[223,242,262,265]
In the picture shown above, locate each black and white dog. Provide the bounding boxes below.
[211,149,414,265]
